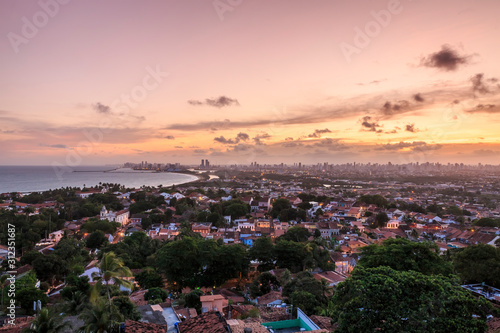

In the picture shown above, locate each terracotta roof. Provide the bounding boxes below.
[201,294,226,302]
[310,315,336,332]
[258,307,290,322]
[177,311,229,333]
[0,316,34,332]
[487,317,500,333]
[227,319,269,333]
[124,319,168,332]
[256,291,282,305]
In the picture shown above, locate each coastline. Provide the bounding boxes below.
[0,166,203,193]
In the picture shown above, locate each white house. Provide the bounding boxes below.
[100,206,130,226]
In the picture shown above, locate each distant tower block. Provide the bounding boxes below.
[205,159,210,168]
[201,159,205,168]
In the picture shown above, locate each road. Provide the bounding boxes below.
[162,307,179,332]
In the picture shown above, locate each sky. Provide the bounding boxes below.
[1,0,500,166]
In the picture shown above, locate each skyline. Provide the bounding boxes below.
[1,0,500,166]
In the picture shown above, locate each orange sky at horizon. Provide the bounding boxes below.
[1,0,500,165]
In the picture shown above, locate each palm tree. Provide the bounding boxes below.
[91,252,132,306]
[79,298,123,333]
[65,291,91,315]
[21,307,71,333]
[319,278,334,299]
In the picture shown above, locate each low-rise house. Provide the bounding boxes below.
[201,295,228,313]
[256,291,282,306]
[100,206,130,226]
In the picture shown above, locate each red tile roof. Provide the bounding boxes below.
[124,319,169,332]
[177,311,229,333]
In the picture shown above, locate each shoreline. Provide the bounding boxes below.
[1,171,202,194]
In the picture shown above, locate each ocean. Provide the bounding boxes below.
[0,166,199,193]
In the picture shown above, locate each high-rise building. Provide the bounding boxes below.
[205,159,210,168]
[201,159,205,168]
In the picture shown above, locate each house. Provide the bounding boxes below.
[386,219,401,229]
[0,244,10,261]
[177,311,228,333]
[313,271,347,287]
[316,222,341,239]
[200,294,228,313]
[331,252,357,274]
[76,189,104,199]
[122,320,168,332]
[100,206,130,226]
[256,291,282,306]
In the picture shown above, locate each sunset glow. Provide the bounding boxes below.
[1,0,500,165]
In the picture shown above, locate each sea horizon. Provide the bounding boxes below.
[0,165,198,193]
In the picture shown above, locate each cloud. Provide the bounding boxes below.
[466,104,500,114]
[188,96,240,108]
[214,132,250,145]
[413,93,425,102]
[92,102,111,114]
[420,45,472,71]
[40,143,68,149]
[376,141,442,152]
[285,137,294,141]
[282,141,304,148]
[214,136,236,144]
[405,123,419,132]
[308,128,332,138]
[310,138,349,151]
[360,116,382,132]
[253,133,271,145]
[174,146,183,148]
[381,100,410,117]
[470,73,500,96]
[473,149,500,156]
[236,132,249,141]
[193,149,208,154]
[165,135,175,140]
[357,78,387,86]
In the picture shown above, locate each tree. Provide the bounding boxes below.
[144,287,168,302]
[16,287,49,315]
[372,212,389,228]
[279,226,311,243]
[112,296,141,321]
[21,307,71,333]
[184,290,202,313]
[91,252,133,306]
[249,272,280,298]
[290,290,317,316]
[452,244,500,288]
[282,271,325,304]
[270,199,291,218]
[86,230,108,249]
[79,298,124,333]
[358,238,453,276]
[156,237,248,289]
[329,266,490,333]
[274,240,309,273]
[14,271,48,315]
[135,269,164,289]
[248,236,275,271]
[224,203,248,219]
[64,291,91,315]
